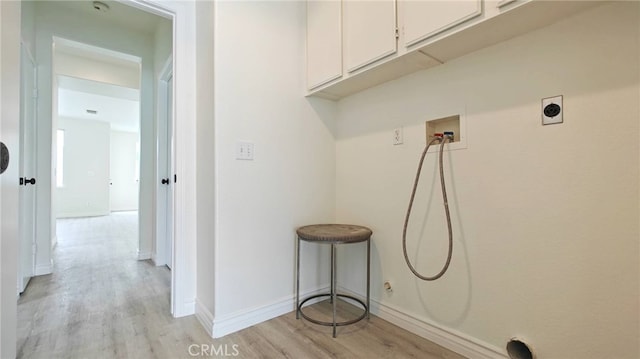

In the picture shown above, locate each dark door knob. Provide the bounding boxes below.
[161,178,169,185]
[23,177,36,185]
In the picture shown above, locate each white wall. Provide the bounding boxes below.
[335,3,639,358]
[205,0,337,335]
[110,130,139,212]
[20,1,35,57]
[55,52,139,89]
[33,1,156,271]
[154,20,172,71]
[56,117,110,218]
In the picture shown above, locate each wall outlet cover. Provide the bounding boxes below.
[542,95,563,125]
[393,127,403,145]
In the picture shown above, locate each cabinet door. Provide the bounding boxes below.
[343,0,397,73]
[403,0,482,48]
[307,0,343,90]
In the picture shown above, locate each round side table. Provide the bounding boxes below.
[295,224,372,337]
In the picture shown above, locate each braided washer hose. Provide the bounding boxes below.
[402,136,453,281]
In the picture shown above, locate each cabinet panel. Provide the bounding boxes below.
[344,0,397,73]
[403,0,482,48]
[307,0,342,89]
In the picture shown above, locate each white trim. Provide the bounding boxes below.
[337,286,506,359]
[34,261,52,276]
[195,299,215,337]
[208,286,329,339]
[373,300,506,359]
[137,251,152,260]
[175,299,195,318]
[211,297,292,339]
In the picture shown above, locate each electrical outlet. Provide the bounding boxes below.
[542,95,563,125]
[393,127,403,145]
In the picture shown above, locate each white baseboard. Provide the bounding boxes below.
[196,283,504,358]
[210,296,292,339]
[337,286,506,359]
[195,299,215,337]
[137,251,152,260]
[34,260,53,276]
[373,300,506,358]
[205,285,329,339]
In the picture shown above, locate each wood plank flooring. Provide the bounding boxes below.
[17,212,466,358]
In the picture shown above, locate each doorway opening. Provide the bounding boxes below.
[53,37,142,222]
[18,0,176,313]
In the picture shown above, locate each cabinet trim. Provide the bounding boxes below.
[307,73,343,91]
[404,0,483,48]
[346,48,397,74]
[497,0,518,9]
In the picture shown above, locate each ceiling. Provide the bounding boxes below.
[45,0,170,35]
[58,76,140,133]
[48,0,170,134]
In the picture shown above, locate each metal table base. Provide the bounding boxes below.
[295,224,371,338]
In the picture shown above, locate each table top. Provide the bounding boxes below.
[296,224,372,243]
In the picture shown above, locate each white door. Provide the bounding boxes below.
[402,0,482,48]
[18,43,37,294]
[165,74,174,269]
[306,0,342,89]
[109,131,139,212]
[155,62,173,269]
[343,0,397,73]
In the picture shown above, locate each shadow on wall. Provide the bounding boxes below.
[306,96,338,137]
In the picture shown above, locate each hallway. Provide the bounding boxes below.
[16,212,210,358]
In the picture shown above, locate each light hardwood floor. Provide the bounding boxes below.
[17,212,466,358]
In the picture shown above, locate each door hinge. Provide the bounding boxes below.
[174,174,177,183]
[395,27,399,39]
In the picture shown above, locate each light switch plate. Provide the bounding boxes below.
[236,141,254,160]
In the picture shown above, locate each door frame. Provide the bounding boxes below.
[125,0,198,318]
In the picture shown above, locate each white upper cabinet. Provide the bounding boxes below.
[306,0,343,90]
[402,0,482,48]
[306,0,599,99]
[343,0,397,73]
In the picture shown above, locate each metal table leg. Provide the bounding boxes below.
[296,236,300,319]
[366,238,370,320]
[331,243,337,338]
